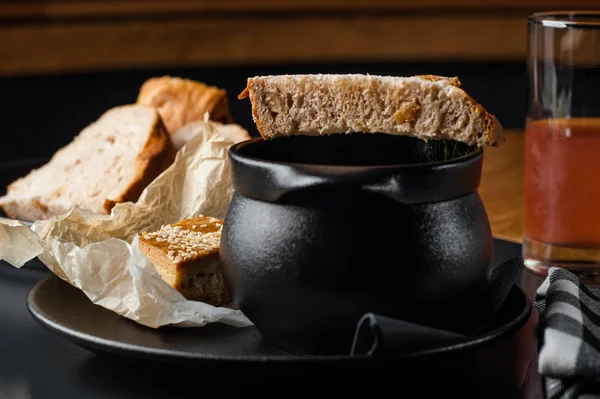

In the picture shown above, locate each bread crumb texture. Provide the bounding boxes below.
[242,74,502,147]
[0,104,174,221]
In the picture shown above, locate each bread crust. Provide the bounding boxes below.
[238,80,269,142]
[138,216,232,306]
[238,74,502,147]
[104,115,176,213]
[137,76,232,135]
[414,75,461,86]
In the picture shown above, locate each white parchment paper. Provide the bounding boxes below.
[0,119,253,329]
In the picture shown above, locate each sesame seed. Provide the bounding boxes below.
[146,219,222,262]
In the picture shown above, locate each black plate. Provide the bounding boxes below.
[27,271,531,365]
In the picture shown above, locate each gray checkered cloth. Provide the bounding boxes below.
[535,267,600,399]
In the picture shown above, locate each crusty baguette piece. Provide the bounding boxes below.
[138,216,232,306]
[137,76,232,135]
[171,120,251,151]
[0,105,175,221]
[238,74,503,147]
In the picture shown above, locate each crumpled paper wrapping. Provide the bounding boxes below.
[0,119,253,329]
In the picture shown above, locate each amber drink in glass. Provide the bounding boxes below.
[524,11,600,280]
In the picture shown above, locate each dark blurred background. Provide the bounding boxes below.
[0,0,597,162]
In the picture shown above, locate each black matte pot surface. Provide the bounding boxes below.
[220,133,495,355]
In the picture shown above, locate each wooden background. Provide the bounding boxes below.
[2,0,598,77]
[2,0,596,243]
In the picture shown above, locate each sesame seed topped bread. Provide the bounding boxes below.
[0,104,176,221]
[138,216,232,306]
[137,76,232,135]
[238,74,503,147]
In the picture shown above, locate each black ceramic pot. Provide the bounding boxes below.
[220,133,496,355]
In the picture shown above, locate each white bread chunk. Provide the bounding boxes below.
[0,105,176,221]
[239,74,503,147]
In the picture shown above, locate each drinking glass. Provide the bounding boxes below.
[524,11,600,281]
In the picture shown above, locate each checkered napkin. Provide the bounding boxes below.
[535,267,600,399]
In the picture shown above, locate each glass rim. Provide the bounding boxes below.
[528,11,600,29]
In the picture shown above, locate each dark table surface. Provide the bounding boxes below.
[0,239,546,398]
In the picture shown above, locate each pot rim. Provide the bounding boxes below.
[228,134,484,204]
[230,136,483,172]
